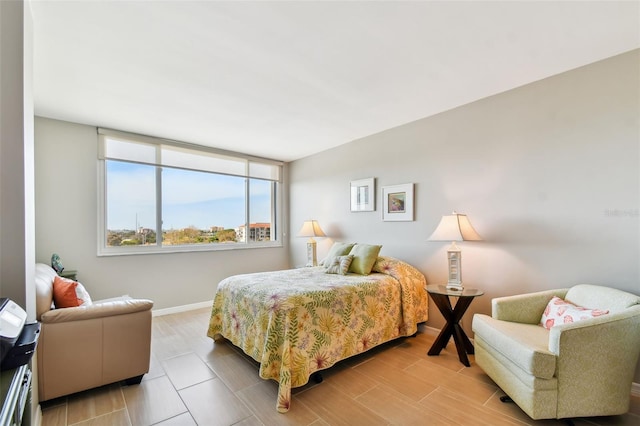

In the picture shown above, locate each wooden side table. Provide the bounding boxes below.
[426,284,484,367]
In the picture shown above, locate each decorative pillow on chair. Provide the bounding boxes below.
[540,296,609,329]
[348,244,382,275]
[52,276,92,308]
[320,242,356,266]
[325,255,354,275]
[75,282,92,306]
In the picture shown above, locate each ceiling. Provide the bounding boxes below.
[30,1,640,162]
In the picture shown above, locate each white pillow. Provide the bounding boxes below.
[325,255,354,275]
[540,296,608,329]
[75,282,92,306]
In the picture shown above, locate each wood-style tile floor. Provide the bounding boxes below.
[40,307,640,425]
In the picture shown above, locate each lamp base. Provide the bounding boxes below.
[446,245,463,291]
[446,282,464,291]
[306,241,318,267]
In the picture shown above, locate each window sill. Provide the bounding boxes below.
[97,241,283,257]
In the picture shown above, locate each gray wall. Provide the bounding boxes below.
[34,117,290,310]
[289,50,640,381]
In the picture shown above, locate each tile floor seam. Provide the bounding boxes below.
[291,392,327,426]
[175,376,247,425]
[230,380,266,426]
[163,350,198,362]
[175,375,219,393]
[419,384,440,403]
[457,391,532,426]
[66,408,128,426]
[166,372,216,392]
[119,384,133,426]
[127,375,189,426]
[352,382,382,402]
[148,412,193,426]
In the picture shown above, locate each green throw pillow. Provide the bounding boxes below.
[348,244,382,275]
[321,242,356,266]
[325,255,354,275]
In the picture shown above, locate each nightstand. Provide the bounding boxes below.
[426,284,483,367]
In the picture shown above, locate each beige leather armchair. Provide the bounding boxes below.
[472,284,640,421]
[35,263,153,401]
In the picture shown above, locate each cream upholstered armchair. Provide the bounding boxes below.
[472,284,640,421]
[35,263,154,401]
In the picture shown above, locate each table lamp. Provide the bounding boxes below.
[428,211,482,290]
[297,220,326,266]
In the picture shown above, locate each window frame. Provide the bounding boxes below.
[97,128,283,256]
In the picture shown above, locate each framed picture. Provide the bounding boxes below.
[382,183,414,221]
[350,178,375,212]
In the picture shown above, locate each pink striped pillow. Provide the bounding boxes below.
[540,296,609,330]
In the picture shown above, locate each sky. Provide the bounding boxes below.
[106,161,272,230]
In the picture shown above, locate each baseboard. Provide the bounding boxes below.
[422,324,440,336]
[152,300,212,317]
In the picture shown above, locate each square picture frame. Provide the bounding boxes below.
[350,178,375,212]
[382,183,414,221]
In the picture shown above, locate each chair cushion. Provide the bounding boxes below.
[565,284,640,313]
[35,263,58,319]
[472,314,556,379]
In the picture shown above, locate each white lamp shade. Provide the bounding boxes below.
[297,220,326,238]
[428,212,482,242]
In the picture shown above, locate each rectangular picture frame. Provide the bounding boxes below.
[382,183,414,221]
[350,178,375,212]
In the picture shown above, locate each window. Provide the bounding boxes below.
[98,129,282,255]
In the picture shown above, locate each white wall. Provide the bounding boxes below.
[1,1,38,422]
[0,0,36,318]
[34,117,290,310]
[289,50,640,381]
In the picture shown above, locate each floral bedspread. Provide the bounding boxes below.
[207,256,428,412]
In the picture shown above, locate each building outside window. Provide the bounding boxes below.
[236,223,271,242]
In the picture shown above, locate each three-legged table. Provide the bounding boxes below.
[426,284,484,367]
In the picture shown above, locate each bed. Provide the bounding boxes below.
[207,255,428,412]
